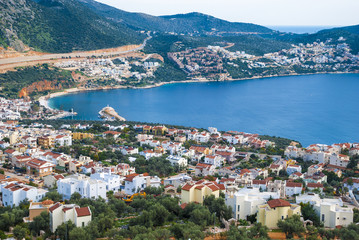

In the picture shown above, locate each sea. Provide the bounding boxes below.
[267,26,338,34]
[49,73,359,147]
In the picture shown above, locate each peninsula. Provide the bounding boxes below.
[99,106,126,121]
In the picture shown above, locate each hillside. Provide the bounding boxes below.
[0,0,144,53]
[79,0,274,35]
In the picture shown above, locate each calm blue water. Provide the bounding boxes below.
[49,74,359,146]
[268,26,337,34]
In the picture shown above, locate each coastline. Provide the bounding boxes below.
[39,71,359,113]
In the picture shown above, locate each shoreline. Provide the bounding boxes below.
[39,71,359,113]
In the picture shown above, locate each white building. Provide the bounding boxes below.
[285,182,302,197]
[286,165,302,175]
[225,188,280,220]
[296,194,353,228]
[163,174,192,188]
[57,175,107,200]
[166,155,188,167]
[90,172,122,192]
[204,155,223,168]
[2,182,47,207]
[49,203,92,232]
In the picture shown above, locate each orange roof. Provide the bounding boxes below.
[307,183,324,188]
[75,207,91,217]
[268,199,291,208]
[49,203,61,213]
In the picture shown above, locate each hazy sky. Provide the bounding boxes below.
[97,0,359,27]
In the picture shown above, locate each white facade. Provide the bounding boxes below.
[297,194,353,228]
[2,183,47,207]
[225,188,279,220]
[90,172,122,192]
[167,155,188,167]
[57,175,107,200]
[49,203,92,232]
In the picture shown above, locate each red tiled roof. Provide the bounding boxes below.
[182,183,193,191]
[286,182,302,188]
[75,207,91,217]
[124,173,139,182]
[268,199,291,208]
[49,202,61,213]
[54,174,64,180]
[307,183,324,188]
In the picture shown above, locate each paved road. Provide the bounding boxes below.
[0,33,152,67]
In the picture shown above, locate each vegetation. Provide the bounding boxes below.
[0,0,144,53]
[0,64,74,99]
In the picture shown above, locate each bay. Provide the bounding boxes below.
[49,73,359,146]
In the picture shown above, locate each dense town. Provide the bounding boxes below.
[0,119,359,239]
[54,55,162,85]
[169,37,359,80]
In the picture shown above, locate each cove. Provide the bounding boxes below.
[49,73,359,146]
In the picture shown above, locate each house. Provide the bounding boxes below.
[269,164,283,176]
[195,163,216,177]
[90,172,122,192]
[25,200,54,222]
[307,183,324,193]
[163,174,192,188]
[2,182,48,207]
[124,173,150,195]
[57,175,107,200]
[166,155,188,167]
[307,163,325,176]
[26,159,56,177]
[72,132,94,140]
[37,136,54,148]
[285,181,302,197]
[103,131,122,139]
[43,174,65,188]
[252,179,268,191]
[54,135,72,146]
[289,172,303,180]
[257,199,301,229]
[49,203,92,232]
[286,165,302,175]
[140,150,161,160]
[181,180,225,204]
[116,163,136,176]
[225,188,280,220]
[329,153,350,168]
[204,155,224,168]
[296,194,353,228]
[152,126,168,135]
[120,146,139,155]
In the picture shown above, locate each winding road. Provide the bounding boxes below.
[0,33,152,70]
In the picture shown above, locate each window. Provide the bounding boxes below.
[281,216,284,220]
[322,214,325,221]
[237,205,240,211]
[82,222,85,227]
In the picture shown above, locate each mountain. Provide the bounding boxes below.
[297,25,359,54]
[79,0,274,35]
[0,0,144,53]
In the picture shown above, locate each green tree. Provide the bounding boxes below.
[300,202,320,226]
[56,221,76,240]
[69,227,91,240]
[29,211,50,236]
[277,214,306,239]
[43,191,63,202]
[13,225,27,240]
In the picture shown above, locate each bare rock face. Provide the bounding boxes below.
[0,0,34,52]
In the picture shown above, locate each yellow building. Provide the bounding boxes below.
[37,136,54,148]
[257,199,301,229]
[72,132,94,140]
[24,200,54,222]
[152,126,168,136]
[181,180,225,204]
